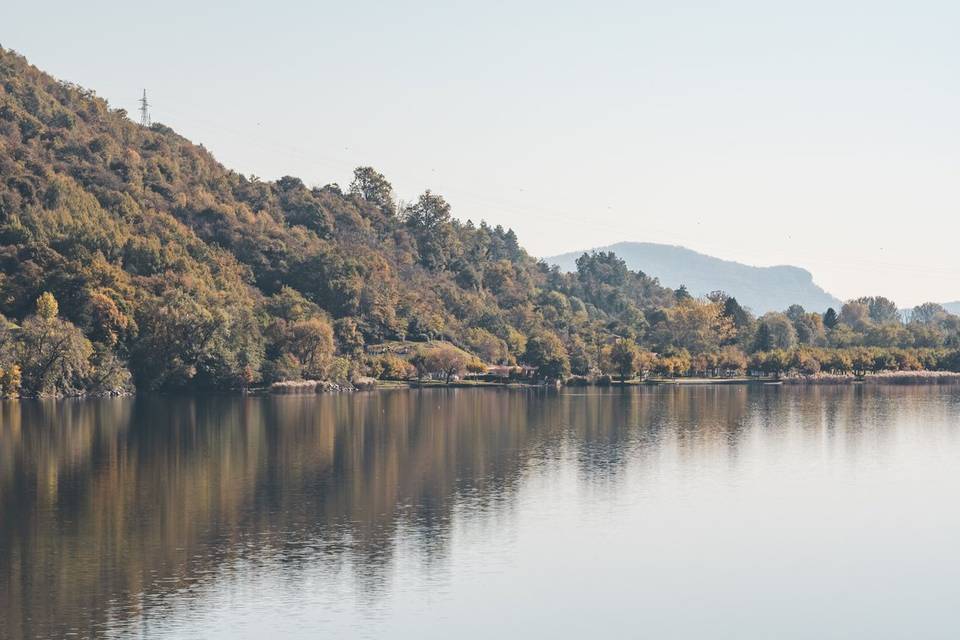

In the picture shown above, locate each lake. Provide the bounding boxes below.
[2,385,959,639]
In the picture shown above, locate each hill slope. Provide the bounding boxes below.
[0,47,675,394]
[546,242,842,314]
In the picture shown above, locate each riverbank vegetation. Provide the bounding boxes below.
[2,47,960,397]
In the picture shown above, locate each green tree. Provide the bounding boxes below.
[762,350,790,379]
[334,317,365,355]
[754,313,797,351]
[523,331,570,380]
[910,303,948,326]
[855,296,900,324]
[403,191,458,270]
[133,288,264,390]
[850,348,874,378]
[410,349,429,382]
[349,166,395,212]
[823,308,839,329]
[566,334,592,376]
[603,338,641,383]
[722,296,751,330]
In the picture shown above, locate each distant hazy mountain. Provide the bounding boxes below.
[944,302,960,315]
[545,242,842,315]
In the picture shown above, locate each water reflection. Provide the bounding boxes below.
[1,385,959,639]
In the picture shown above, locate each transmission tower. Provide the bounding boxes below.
[138,89,151,127]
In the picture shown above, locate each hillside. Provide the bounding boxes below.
[1,48,958,397]
[0,47,675,394]
[944,302,960,315]
[546,242,842,314]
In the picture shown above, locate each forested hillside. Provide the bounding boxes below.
[0,48,678,395]
[1,48,959,397]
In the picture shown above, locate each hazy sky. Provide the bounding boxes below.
[7,1,960,306]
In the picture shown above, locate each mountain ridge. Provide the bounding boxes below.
[545,241,843,314]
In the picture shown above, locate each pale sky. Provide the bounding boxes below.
[7,0,960,306]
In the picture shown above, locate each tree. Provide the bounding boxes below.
[374,353,415,380]
[911,303,948,326]
[565,334,592,376]
[654,349,691,378]
[762,350,790,379]
[828,323,860,348]
[349,166,395,212]
[603,338,641,383]
[850,348,874,378]
[753,313,797,351]
[718,346,748,375]
[523,331,570,380]
[839,301,872,332]
[268,286,318,322]
[855,296,900,324]
[287,317,335,379]
[403,191,458,270]
[722,296,751,329]
[334,317,365,355]
[654,299,735,354]
[87,343,133,394]
[16,293,94,396]
[36,291,59,320]
[410,350,429,383]
[825,350,852,374]
[791,349,821,376]
[823,308,839,329]
[787,307,826,346]
[0,365,21,397]
[424,344,468,383]
[132,288,264,390]
[464,327,508,364]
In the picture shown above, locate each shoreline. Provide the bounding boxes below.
[270,370,960,394]
[10,371,960,400]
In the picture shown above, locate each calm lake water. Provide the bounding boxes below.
[2,385,960,639]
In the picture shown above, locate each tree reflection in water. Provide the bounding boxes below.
[1,385,957,638]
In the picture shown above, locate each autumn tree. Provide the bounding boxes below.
[286,317,335,379]
[16,293,94,396]
[654,299,735,354]
[425,344,468,383]
[718,346,748,375]
[464,327,508,364]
